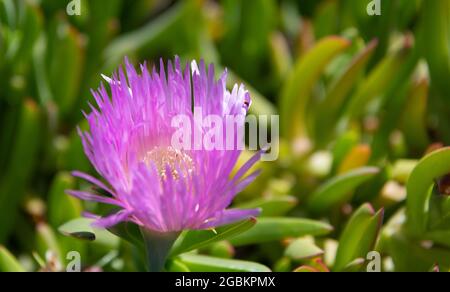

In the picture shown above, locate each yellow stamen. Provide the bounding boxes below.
[142,146,195,180]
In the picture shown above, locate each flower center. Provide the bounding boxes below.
[142,146,195,180]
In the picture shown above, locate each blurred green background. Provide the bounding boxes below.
[1,0,450,272]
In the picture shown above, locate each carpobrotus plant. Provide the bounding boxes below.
[66,58,261,271]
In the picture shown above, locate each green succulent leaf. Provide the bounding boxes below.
[333,204,384,272]
[0,100,41,242]
[308,167,380,213]
[237,196,298,217]
[0,246,25,272]
[58,218,96,241]
[36,223,64,266]
[340,258,365,272]
[48,172,82,228]
[387,233,450,272]
[170,218,256,257]
[280,36,350,139]
[344,48,410,120]
[230,218,333,246]
[423,230,450,249]
[58,217,120,249]
[420,0,450,97]
[400,79,430,152]
[315,39,378,144]
[284,237,324,261]
[176,254,271,272]
[406,147,450,236]
[47,17,84,116]
[103,1,194,66]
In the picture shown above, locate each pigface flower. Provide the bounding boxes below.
[67,58,261,236]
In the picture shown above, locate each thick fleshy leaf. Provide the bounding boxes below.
[308,167,380,213]
[400,79,430,152]
[13,3,42,64]
[36,223,64,266]
[406,147,450,236]
[423,230,450,249]
[333,204,384,272]
[230,218,333,246]
[314,39,378,144]
[32,34,53,105]
[48,172,82,228]
[284,237,324,261]
[369,46,418,161]
[313,0,338,39]
[237,196,298,217]
[0,246,25,272]
[344,49,410,120]
[293,266,319,272]
[0,100,41,242]
[103,1,195,66]
[58,218,96,241]
[269,32,293,81]
[337,144,371,174]
[47,17,84,116]
[170,218,256,256]
[177,254,271,272]
[220,0,277,84]
[58,218,120,249]
[280,36,350,139]
[420,0,450,97]
[390,159,418,184]
[206,241,235,259]
[340,258,365,272]
[166,259,190,272]
[330,131,359,174]
[386,233,450,272]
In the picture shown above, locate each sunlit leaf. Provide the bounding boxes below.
[284,237,324,261]
[47,17,84,116]
[420,0,450,97]
[237,196,298,217]
[58,218,96,241]
[0,100,41,242]
[36,223,64,266]
[337,144,371,174]
[344,48,410,120]
[315,39,378,144]
[406,147,450,236]
[0,246,25,272]
[230,218,333,246]
[308,167,380,213]
[333,204,384,272]
[177,254,271,272]
[48,172,82,228]
[401,78,430,153]
[170,218,256,256]
[280,36,350,139]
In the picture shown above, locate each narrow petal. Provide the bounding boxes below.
[231,151,262,185]
[65,190,122,206]
[82,212,101,219]
[233,170,262,194]
[71,171,115,195]
[91,210,133,228]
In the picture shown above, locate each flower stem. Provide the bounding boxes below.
[140,228,180,272]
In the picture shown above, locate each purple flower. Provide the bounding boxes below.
[67,57,261,233]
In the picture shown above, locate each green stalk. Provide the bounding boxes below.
[140,228,180,272]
